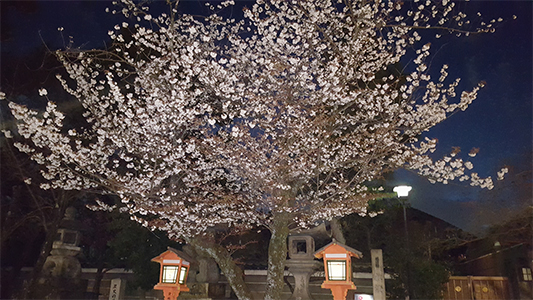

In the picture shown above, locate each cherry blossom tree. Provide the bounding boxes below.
[3,0,508,299]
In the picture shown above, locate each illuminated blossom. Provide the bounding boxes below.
[7,1,505,297]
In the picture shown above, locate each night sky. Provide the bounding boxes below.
[1,0,531,234]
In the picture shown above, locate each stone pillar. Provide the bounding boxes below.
[109,278,126,300]
[371,249,386,300]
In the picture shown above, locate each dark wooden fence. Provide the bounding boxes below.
[444,276,510,300]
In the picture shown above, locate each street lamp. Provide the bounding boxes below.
[151,247,191,300]
[314,239,362,300]
[394,185,412,300]
[393,185,412,242]
[393,185,412,197]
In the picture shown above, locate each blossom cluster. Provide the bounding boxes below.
[6,0,506,238]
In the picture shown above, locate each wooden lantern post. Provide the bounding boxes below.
[151,247,191,300]
[314,239,362,300]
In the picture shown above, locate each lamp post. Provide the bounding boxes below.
[393,186,411,242]
[314,239,362,300]
[393,185,412,300]
[151,247,191,300]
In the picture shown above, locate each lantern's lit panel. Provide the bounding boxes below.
[178,267,188,284]
[327,260,346,281]
[162,265,179,283]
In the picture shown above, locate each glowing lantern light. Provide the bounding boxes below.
[314,239,363,300]
[151,247,191,300]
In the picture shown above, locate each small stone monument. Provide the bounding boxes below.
[109,278,126,300]
[371,249,386,300]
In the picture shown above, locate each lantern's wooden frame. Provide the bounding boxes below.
[314,239,362,300]
[151,248,191,300]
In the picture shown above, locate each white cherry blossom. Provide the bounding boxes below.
[7,1,506,298]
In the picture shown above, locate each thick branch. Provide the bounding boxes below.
[187,235,253,300]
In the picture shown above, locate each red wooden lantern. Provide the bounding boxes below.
[314,239,362,300]
[151,247,191,300]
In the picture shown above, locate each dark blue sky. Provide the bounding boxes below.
[1,0,531,233]
[391,1,532,233]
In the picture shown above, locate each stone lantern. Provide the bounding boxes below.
[314,239,362,300]
[38,207,86,299]
[285,234,322,300]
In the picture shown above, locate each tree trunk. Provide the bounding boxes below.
[264,212,290,300]
[188,212,291,300]
[91,265,106,299]
[366,227,372,251]
[188,235,254,300]
[330,217,346,244]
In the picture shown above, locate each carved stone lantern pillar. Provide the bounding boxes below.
[285,235,322,300]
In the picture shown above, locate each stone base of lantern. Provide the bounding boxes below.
[286,260,322,300]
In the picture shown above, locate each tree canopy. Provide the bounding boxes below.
[3,0,508,298]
